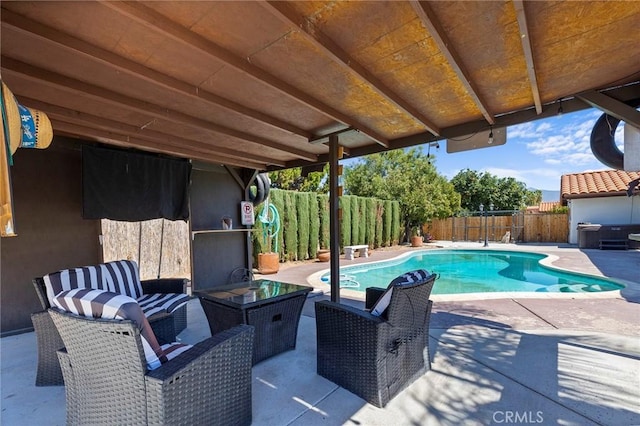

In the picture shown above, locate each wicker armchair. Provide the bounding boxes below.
[315,270,437,408]
[49,309,254,426]
[32,276,184,386]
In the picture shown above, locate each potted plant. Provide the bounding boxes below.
[410,226,423,247]
[257,202,280,274]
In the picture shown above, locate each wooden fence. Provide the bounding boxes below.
[427,213,569,243]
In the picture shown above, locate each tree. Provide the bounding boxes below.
[450,169,541,211]
[344,149,460,242]
[269,165,329,193]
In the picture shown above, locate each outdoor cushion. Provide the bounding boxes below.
[44,260,143,307]
[370,269,432,317]
[137,292,190,317]
[52,288,191,370]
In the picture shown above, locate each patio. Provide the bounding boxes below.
[2,243,639,425]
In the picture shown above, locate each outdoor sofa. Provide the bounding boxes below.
[31,259,190,386]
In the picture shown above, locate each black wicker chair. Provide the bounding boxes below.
[315,270,437,408]
[31,276,187,386]
[50,309,254,426]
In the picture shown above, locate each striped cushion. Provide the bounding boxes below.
[102,260,143,299]
[371,269,431,317]
[137,293,190,317]
[43,260,143,307]
[52,289,191,370]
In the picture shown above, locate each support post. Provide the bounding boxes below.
[329,135,341,303]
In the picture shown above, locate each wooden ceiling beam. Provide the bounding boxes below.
[1,8,311,140]
[577,91,640,128]
[262,1,441,137]
[2,57,317,162]
[21,97,285,167]
[513,0,542,115]
[409,1,495,125]
[52,120,267,170]
[101,1,390,147]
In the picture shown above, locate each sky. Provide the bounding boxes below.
[421,107,624,193]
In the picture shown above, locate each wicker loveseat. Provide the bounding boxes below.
[31,259,190,386]
[315,269,437,408]
[49,289,254,426]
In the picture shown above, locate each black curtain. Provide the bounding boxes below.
[82,145,191,221]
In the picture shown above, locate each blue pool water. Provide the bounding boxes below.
[320,250,625,294]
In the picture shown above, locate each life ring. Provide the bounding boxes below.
[260,173,270,201]
[590,98,640,169]
[249,173,270,206]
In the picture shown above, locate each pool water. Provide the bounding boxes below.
[320,249,625,294]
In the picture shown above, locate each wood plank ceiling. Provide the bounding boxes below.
[2,1,639,170]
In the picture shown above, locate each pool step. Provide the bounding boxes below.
[599,239,628,250]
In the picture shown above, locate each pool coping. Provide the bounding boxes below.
[306,246,640,302]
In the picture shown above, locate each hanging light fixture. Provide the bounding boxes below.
[557,98,564,116]
[487,126,494,144]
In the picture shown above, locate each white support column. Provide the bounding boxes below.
[624,124,640,171]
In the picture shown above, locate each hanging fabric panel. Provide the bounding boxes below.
[82,144,191,221]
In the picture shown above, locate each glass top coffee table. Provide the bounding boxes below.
[195,279,312,364]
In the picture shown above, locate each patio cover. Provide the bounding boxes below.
[1,1,639,169]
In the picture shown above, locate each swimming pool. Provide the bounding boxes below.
[320,249,625,294]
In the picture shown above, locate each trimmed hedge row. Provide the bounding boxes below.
[253,189,400,263]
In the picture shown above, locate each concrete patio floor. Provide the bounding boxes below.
[2,242,639,425]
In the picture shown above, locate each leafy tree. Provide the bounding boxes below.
[344,149,460,242]
[450,169,541,211]
[269,165,329,193]
[549,205,569,214]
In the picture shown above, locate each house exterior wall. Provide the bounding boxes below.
[567,195,640,244]
[1,140,101,335]
[189,166,250,291]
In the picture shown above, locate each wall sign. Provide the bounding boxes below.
[241,201,254,226]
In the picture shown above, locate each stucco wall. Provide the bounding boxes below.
[567,195,640,244]
[1,139,101,335]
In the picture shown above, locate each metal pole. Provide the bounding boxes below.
[157,219,164,279]
[484,210,489,247]
[328,135,341,303]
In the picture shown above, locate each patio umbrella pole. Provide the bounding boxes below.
[329,134,341,303]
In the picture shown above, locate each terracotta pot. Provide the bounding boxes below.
[411,235,423,247]
[258,252,280,274]
[317,249,330,262]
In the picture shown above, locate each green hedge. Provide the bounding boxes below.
[340,195,351,249]
[309,193,319,259]
[391,201,400,244]
[318,194,330,249]
[350,196,360,247]
[383,200,392,246]
[296,192,310,260]
[375,200,383,248]
[365,198,375,247]
[253,189,399,263]
[283,191,298,261]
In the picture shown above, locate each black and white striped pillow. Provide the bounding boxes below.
[52,288,175,370]
[370,269,431,317]
[102,260,143,299]
[43,260,144,307]
[137,292,190,317]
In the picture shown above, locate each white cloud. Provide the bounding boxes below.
[517,110,606,169]
[508,122,536,139]
[535,122,552,133]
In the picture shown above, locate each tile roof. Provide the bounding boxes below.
[539,201,561,212]
[560,170,640,200]
[526,201,561,213]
